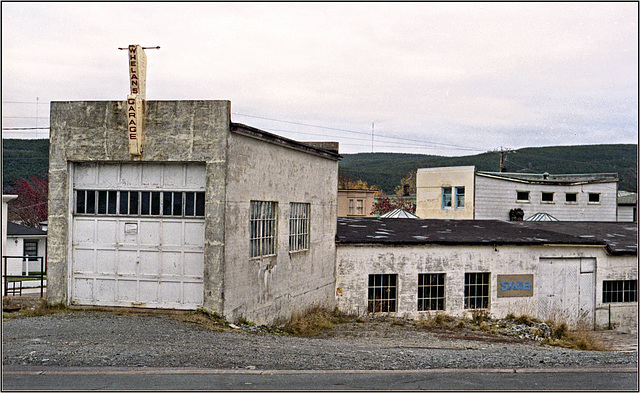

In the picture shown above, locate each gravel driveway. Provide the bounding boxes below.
[2,311,637,371]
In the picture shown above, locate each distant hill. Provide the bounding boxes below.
[2,139,637,194]
[2,139,49,190]
[339,144,638,194]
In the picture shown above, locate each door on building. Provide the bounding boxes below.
[538,258,595,329]
[71,162,206,309]
[23,240,38,274]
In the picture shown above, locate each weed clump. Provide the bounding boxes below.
[283,307,355,337]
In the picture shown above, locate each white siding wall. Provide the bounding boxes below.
[475,175,618,221]
[336,244,637,332]
[617,205,636,222]
[5,237,47,274]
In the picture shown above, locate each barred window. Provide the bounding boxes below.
[289,203,310,252]
[603,280,637,303]
[368,274,397,313]
[75,190,204,217]
[250,201,277,258]
[418,273,445,311]
[464,272,490,309]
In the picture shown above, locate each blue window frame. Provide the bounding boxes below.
[443,186,465,209]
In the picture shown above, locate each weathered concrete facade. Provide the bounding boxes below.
[336,244,637,332]
[48,100,339,325]
[335,218,637,332]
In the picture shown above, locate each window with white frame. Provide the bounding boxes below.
[348,199,354,215]
[442,187,452,208]
[23,240,38,262]
[250,201,278,258]
[455,187,465,208]
[588,193,601,204]
[565,193,578,203]
[289,203,310,252]
[368,274,397,312]
[356,199,364,215]
[418,273,445,311]
[541,192,554,203]
[603,280,637,303]
[464,272,490,309]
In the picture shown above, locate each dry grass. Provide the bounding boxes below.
[543,320,608,351]
[2,302,70,319]
[282,307,358,337]
[172,309,229,332]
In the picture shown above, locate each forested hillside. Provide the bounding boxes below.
[2,139,637,194]
[2,139,49,190]
[339,144,638,194]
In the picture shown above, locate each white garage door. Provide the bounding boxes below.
[71,162,206,309]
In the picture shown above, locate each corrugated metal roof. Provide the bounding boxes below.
[618,191,638,205]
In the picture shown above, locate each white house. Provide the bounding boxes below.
[336,218,637,332]
[617,191,638,222]
[5,222,47,274]
[416,166,619,221]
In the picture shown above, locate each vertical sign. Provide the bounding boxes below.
[127,45,147,156]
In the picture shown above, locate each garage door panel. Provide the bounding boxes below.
[72,162,205,309]
[95,279,116,302]
[73,249,95,272]
[161,252,182,276]
[117,251,138,275]
[139,221,161,246]
[96,250,117,274]
[139,251,160,276]
[96,220,118,245]
[184,222,205,247]
[162,222,184,246]
[73,220,95,243]
[117,280,138,302]
[141,165,163,187]
[160,281,182,303]
[98,165,119,187]
[184,252,204,277]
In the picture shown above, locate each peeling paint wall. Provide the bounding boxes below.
[336,244,637,332]
[223,132,338,325]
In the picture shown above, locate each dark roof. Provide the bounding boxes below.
[230,123,342,161]
[6,222,47,237]
[336,217,637,255]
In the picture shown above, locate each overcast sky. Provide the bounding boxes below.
[2,2,638,155]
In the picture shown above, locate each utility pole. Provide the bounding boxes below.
[371,122,374,153]
[495,146,515,172]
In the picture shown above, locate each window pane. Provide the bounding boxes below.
[141,192,150,215]
[86,191,96,214]
[455,187,465,208]
[163,192,173,215]
[76,190,86,214]
[185,192,195,216]
[173,192,183,216]
[108,191,117,214]
[195,192,205,216]
[151,192,160,215]
[442,187,452,208]
[97,191,107,214]
[120,191,129,215]
[129,191,139,215]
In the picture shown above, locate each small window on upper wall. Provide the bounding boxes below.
[565,193,578,203]
[588,193,600,204]
[442,187,452,209]
[541,192,554,203]
[516,191,530,202]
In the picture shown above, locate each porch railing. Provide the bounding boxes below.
[2,256,45,297]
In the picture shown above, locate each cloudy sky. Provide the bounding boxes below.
[2,2,637,155]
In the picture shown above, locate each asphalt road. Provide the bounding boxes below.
[3,366,638,391]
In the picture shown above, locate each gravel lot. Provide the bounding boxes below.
[2,311,637,371]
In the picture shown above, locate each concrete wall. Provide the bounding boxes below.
[336,244,637,332]
[416,166,475,219]
[337,190,376,217]
[223,132,338,325]
[475,175,618,221]
[48,100,230,312]
[5,237,47,274]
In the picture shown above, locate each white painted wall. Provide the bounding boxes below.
[336,244,637,332]
[5,237,47,274]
